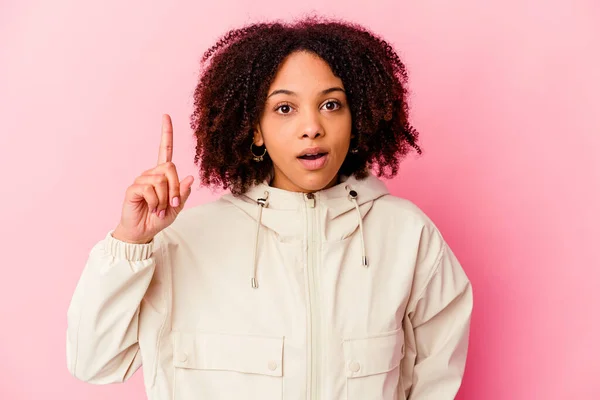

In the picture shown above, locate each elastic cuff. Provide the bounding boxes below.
[104,230,155,261]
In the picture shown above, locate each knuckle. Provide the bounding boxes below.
[160,161,174,170]
[142,184,154,194]
[153,175,167,184]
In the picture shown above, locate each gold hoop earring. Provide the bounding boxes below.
[251,143,267,162]
[350,133,359,154]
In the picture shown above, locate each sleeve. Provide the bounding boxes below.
[66,229,158,384]
[401,238,473,399]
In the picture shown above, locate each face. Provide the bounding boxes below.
[253,51,352,193]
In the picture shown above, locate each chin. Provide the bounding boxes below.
[296,171,338,192]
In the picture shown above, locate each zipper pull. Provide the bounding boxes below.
[305,193,316,208]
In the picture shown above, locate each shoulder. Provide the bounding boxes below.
[179,197,236,219]
[373,193,448,257]
[374,194,438,230]
[158,196,243,243]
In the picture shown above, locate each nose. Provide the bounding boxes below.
[300,110,324,139]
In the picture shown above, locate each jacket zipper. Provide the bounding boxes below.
[305,192,320,400]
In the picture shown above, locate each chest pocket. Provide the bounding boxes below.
[172,331,284,400]
[342,327,405,400]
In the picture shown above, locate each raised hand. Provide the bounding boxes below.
[112,114,194,244]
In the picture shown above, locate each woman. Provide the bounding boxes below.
[67,15,473,400]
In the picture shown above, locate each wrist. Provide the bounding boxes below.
[112,226,153,244]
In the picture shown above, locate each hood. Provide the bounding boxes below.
[222,172,390,288]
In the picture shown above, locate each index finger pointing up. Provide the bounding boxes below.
[158,114,173,165]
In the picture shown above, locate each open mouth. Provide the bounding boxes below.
[298,153,327,160]
[297,152,329,170]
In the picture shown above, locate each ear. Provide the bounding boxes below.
[253,125,265,146]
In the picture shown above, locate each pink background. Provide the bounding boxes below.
[1,0,599,398]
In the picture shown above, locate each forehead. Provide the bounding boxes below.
[268,51,344,92]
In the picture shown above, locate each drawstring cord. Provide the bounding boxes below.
[251,191,269,289]
[346,185,369,267]
[252,186,367,288]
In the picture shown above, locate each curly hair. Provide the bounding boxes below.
[190,15,422,195]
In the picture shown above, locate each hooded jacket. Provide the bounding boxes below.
[66,172,473,400]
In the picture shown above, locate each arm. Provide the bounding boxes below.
[401,239,473,399]
[66,230,157,384]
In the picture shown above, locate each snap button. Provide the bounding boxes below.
[268,360,278,371]
[349,361,361,373]
[179,352,188,363]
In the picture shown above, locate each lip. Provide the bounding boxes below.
[297,153,329,171]
[297,146,329,157]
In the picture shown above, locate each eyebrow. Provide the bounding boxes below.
[266,86,346,99]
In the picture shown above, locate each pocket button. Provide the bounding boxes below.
[349,361,361,373]
[268,360,278,371]
[179,352,188,363]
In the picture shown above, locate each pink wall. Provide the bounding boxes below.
[1,0,598,398]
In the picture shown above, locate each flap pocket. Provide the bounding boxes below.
[342,327,404,378]
[172,331,284,377]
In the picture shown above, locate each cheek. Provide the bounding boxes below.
[327,112,352,135]
[330,122,352,148]
[261,131,289,159]
[262,120,295,147]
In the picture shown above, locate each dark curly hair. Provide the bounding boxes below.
[190,15,422,195]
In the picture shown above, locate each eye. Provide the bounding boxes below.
[321,100,342,111]
[275,103,294,115]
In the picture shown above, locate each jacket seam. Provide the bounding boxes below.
[70,243,100,377]
[413,236,447,303]
[71,291,82,376]
[151,231,169,389]
[398,358,406,400]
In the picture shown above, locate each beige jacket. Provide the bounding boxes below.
[66,173,473,399]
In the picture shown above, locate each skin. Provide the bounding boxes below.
[113,114,195,244]
[114,52,353,243]
[253,51,353,193]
